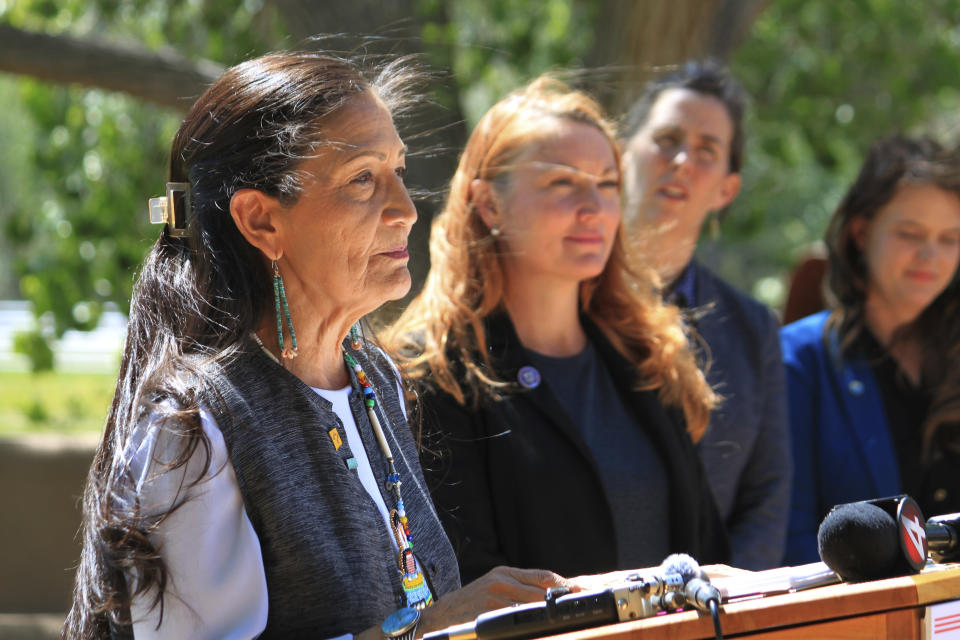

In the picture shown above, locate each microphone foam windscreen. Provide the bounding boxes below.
[817,502,900,581]
[659,553,705,582]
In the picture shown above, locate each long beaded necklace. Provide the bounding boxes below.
[343,348,434,610]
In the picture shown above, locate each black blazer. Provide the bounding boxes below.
[416,314,730,583]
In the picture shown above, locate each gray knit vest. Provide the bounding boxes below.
[210,342,460,638]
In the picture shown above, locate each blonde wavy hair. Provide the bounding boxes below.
[384,76,716,440]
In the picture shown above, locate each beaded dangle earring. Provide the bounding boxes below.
[350,321,364,350]
[272,259,298,359]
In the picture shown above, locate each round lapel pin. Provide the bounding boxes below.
[517,365,541,389]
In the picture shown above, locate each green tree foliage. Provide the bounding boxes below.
[418,0,596,128]
[0,0,285,341]
[2,0,599,354]
[10,81,178,334]
[5,0,960,350]
[12,328,54,372]
[0,76,37,297]
[718,0,960,306]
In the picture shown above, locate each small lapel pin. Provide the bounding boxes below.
[517,365,541,389]
[848,379,865,396]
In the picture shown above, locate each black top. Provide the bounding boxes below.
[854,330,960,517]
[526,342,670,568]
[415,313,730,583]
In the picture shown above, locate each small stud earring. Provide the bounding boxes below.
[490,224,501,237]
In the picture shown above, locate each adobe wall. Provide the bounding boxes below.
[0,434,96,614]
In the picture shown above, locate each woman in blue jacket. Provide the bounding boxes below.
[781,136,960,565]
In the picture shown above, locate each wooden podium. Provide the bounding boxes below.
[551,565,960,640]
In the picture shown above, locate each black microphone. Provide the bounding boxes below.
[818,501,901,581]
[926,513,960,563]
[818,494,932,582]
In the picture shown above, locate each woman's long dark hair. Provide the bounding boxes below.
[64,50,424,639]
[824,135,960,462]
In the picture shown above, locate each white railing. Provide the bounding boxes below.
[0,300,126,374]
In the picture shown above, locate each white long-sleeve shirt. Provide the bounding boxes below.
[129,383,404,639]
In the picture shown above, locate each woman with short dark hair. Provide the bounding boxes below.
[620,61,791,571]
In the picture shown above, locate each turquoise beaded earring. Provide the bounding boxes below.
[272,260,298,359]
[349,321,363,350]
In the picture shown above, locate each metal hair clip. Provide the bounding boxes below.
[148,182,191,237]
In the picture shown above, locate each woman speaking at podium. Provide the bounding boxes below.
[64,50,570,639]
[781,136,960,564]
[385,76,729,584]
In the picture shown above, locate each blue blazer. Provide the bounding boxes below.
[691,262,792,570]
[779,311,901,565]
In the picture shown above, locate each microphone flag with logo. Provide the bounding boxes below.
[817,495,926,582]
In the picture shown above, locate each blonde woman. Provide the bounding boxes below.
[385,77,729,583]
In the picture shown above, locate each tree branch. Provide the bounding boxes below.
[0,24,224,111]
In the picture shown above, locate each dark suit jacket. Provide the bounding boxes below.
[689,261,792,570]
[416,313,730,583]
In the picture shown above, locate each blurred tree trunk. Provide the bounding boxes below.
[0,24,223,110]
[583,0,770,113]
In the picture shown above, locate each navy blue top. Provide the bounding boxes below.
[666,260,697,309]
[527,343,670,568]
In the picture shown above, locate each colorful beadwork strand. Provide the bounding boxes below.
[343,348,433,609]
